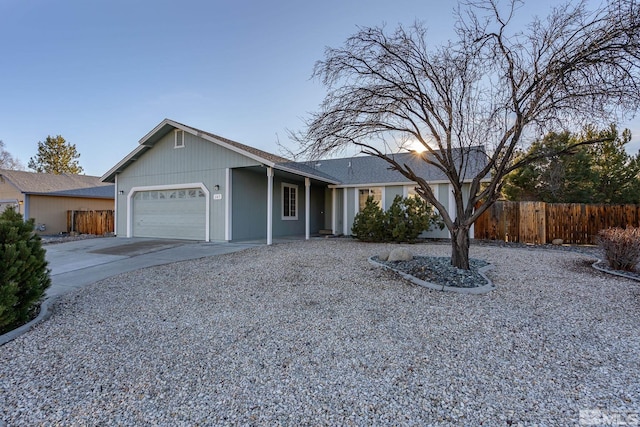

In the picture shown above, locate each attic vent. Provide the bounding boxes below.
[175,130,185,148]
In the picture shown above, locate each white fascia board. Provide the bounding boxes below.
[329,181,413,189]
[327,179,480,189]
[100,144,146,182]
[137,118,175,145]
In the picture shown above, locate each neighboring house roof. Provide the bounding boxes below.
[290,148,488,186]
[0,169,114,199]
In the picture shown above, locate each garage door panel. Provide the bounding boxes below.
[132,188,206,240]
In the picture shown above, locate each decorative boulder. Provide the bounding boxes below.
[378,250,390,261]
[552,238,563,245]
[388,248,413,262]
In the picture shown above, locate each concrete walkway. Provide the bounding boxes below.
[0,237,261,345]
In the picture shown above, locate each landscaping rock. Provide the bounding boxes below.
[552,238,563,245]
[378,250,390,261]
[388,247,413,262]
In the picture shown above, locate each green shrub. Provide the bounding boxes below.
[352,196,386,242]
[387,195,442,242]
[0,207,51,333]
[598,227,640,272]
[352,195,443,243]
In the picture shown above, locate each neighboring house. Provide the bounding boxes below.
[0,169,114,234]
[101,118,487,243]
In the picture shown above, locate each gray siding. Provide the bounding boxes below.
[334,188,344,234]
[384,185,404,209]
[272,176,306,237]
[231,169,267,240]
[309,186,325,233]
[423,183,451,239]
[116,132,261,241]
[230,170,327,240]
[323,188,332,230]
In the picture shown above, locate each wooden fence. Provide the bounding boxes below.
[475,202,640,245]
[66,210,114,235]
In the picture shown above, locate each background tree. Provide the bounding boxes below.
[293,0,640,269]
[589,126,640,204]
[0,141,23,170]
[28,135,83,174]
[504,125,640,203]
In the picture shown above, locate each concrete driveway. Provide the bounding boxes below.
[0,237,260,345]
[45,237,261,299]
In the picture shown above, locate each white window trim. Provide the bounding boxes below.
[281,182,298,220]
[405,184,437,198]
[357,187,383,212]
[174,130,185,148]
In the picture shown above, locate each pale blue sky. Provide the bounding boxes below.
[1,0,638,176]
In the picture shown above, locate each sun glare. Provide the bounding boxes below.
[407,139,428,153]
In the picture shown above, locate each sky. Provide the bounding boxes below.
[1,0,639,177]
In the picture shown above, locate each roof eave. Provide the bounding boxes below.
[24,192,114,199]
[274,165,340,185]
[100,144,148,183]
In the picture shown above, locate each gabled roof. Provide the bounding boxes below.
[101,119,487,186]
[0,169,114,199]
[294,148,488,186]
[101,119,339,184]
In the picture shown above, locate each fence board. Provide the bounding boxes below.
[67,210,114,235]
[519,201,545,244]
[475,202,640,245]
[474,201,520,242]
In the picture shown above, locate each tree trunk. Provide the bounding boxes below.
[450,226,470,270]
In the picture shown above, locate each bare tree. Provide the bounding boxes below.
[0,141,23,170]
[292,0,640,269]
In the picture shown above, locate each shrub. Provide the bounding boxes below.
[387,195,441,242]
[598,227,640,272]
[352,195,443,243]
[0,207,51,333]
[352,196,386,242]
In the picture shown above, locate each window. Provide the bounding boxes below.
[358,187,382,211]
[175,130,185,148]
[282,183,298,220]
[406,185,436,203]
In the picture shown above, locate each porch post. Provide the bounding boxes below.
[267,167,273,245]
[114,174,118,236]
[331,188,336,235]
[343,188,348,235]
[305,177,310,240]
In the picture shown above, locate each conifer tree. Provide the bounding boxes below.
[0,207,51,332]
[28,135,83,174]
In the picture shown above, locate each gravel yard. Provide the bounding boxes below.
[1,239,639,426]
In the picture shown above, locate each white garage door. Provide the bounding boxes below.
[132,188,206,240]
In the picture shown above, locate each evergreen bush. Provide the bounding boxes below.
[598,227,640,272]
[0,207,51,333]
[352,195,443,243]
[352,196,386,242]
